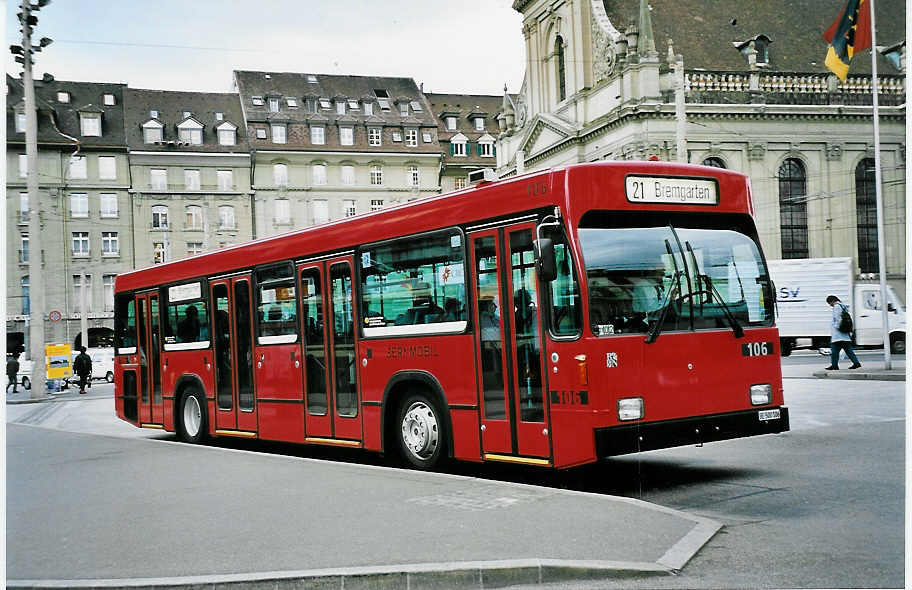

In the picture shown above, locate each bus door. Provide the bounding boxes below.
[471,223,551,460]
[298,257,362,443]
[211,275,257,433]
[135,292,164,426]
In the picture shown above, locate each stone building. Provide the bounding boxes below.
[233,70,441,237]
[425,93,503,192]
[6,75,132,351]
[498,0,906,291]
[122,89,252,266]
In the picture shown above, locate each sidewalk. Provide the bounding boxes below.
[5,383,110,404]
[7,423,721,589]
[812,361,906,381]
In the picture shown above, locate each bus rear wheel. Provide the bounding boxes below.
[397,393,445,470]
[178,389,207,444]
[890,333,905,355]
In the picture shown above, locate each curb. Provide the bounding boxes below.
[812,371,905,381]
[7,393,111,405]
[7,558,675,590]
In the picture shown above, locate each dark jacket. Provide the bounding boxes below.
[74,352,92,376]
[6,357,19,377]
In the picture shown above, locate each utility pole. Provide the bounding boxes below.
[12,0,53,398]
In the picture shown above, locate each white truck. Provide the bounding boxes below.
[768,257,906,356]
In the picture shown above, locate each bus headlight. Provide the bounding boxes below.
[618,397,644,421]
[750,384,772,406]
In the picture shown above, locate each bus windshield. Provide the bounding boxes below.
[579,225,773,336]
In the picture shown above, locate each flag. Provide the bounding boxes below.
[823,0,873,81]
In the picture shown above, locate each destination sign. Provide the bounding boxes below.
[625,175,719,205]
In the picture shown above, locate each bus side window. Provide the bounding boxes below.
[256,263,298,344]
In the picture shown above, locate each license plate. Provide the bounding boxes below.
[758,409,780,421]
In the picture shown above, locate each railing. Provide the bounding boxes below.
[685,71,905,106]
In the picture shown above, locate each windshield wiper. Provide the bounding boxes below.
[645,270,683,344]
[685,241,744,338]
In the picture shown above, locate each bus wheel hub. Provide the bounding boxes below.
[402,401,438,458]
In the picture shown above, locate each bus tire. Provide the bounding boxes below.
[105,371,114,383]
[890,333,905,355]
[178,388,207,444]
[397,393,445,470]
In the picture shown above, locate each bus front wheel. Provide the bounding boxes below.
[397,393,445,470]
[178,389,207,444]
[890,333,905,355]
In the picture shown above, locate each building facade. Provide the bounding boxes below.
[123,89,252,266]
[234,71,442,238]
[6,76,132,351]
[498,0,906,291]
[425,93,502,192]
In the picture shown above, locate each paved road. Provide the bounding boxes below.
[6,372,904,588]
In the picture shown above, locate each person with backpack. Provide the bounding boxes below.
[825,295,861,370]
[7,352,20,394]
[74,346,93,394]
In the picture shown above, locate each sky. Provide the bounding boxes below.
[5,0,526,96]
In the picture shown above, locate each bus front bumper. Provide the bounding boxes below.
[595,406,790,457]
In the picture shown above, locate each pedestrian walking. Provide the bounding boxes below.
[825,295,861,370]
[7,352,20,394]
[74,346,93,394]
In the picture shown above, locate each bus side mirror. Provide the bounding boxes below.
[534,238,557,282]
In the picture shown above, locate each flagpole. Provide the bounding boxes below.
[867,0,892,369]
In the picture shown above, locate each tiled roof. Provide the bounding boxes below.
[234,70,441,154]
[603,0,905,75]
[6,74,127,149]
[426,93,502,165]
[123,89,247,153]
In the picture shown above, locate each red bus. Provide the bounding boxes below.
[113,161,789,469]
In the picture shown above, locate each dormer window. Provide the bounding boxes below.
[451,133,467,157]
[80,112,102,137]
[474,117,485,131]
[150,109,159,119]
[216,121,237,146]
[410,100,423,112]
[182,111,192,119]
[399,102,408,117]
[347,99,359,110]
[363,102,373,116]
[445,116,457,131]
[103,93,116,106]
[286,97,298,108]
[57,91,70,103]
[251,96,264,106]
[307,74,318,83]
[319,98,332,110]
[269,97,280,112]
[177,118,204,145]
[142,119,164,143]
[215,112,224,121]
[736,35,772,65]
[336,100,345,115]
[377,98,391,111]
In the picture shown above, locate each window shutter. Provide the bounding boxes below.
[465,142,471,156]
[493,144,496,156]
[477,142,482,156]
[450,142,455,156]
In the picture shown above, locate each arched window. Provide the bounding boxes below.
[218,205,235,230]
[778,158,808,259]
[555,35,566,103]
[855,158,878,273]
[702,157,726,168]
[185,205,203,230]
[151,205,169,229]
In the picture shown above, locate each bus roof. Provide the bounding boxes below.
[115,161,751,293]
